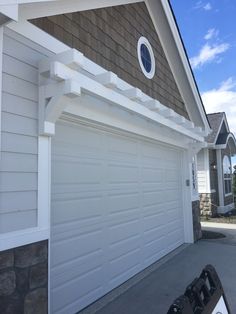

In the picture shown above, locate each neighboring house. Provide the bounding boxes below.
[0,1,211,313]
[197,112,236,216]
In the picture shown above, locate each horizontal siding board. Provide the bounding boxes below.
[0,191,37,213]
[2,92,37,119]
[0,152,38,172]
[2,73,37,102]
[0,210,37,233]
[1,132,38,154]
[2,112,37,136]
[3,34,46,67]
[0,30,51,233]
[0,173,37,192]
[2,54,38,84]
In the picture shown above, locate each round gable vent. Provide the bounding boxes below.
[137,36,155,79]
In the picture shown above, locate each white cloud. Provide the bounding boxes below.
[201,78,236,135]
[190,42,230,69]
[204,28,219,40]
[203,3,212,10]
[193,1,212,11]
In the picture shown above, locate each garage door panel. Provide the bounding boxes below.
[108,220,140,246]
[52,266,104,314]
[107,134,138,157]
[108,250,142,287]
[143,224,166,243]
[51,196,104,226]
[143,203,163,218]
[143,213,166,232]
[143,191,165,206]
[141,167,164,183]
[107,192,139,214]
[51,247,103,289]
[51,120,184,313]
[51,228,103,268]
[108,164,139,183]
[52,160,103,184]
[144,237,167,263]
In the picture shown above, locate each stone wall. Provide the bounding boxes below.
[0,240,48,314]
[30,2,189,119]
[192,200,202,242]
[200,192,218,217]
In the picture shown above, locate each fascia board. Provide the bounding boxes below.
[18,0,142,20]
[146,0,211,134]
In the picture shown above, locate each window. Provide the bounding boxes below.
[137,37,155,79]
[223,155,232,195]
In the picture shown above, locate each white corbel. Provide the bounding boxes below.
[39,79,81,136]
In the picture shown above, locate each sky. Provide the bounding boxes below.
[170,0,236,166]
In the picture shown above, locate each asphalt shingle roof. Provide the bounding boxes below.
[205,112,224,144]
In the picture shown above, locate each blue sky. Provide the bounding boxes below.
[170,0,236,166]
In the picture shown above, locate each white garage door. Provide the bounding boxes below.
[50,119,184,314]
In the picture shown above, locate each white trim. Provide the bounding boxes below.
[216,149,224,207]
[204,149,211,193]
[0,27,3,154]
[0,4,18,21]
[18,0,143,20]
[7,21,69,54]
[137,36,155,79]
[146,0,210,134]
[0,227,49,251]
[182,150,194,243]
[37,136,51,229]
[37,55,204,141]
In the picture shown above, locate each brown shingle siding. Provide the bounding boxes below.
[31,2,188,119]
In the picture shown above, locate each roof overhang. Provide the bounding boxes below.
[2,0,211,136]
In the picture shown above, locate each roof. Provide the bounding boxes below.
[206,112,224,144]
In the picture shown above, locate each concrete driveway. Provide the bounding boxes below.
[80,239,236,314]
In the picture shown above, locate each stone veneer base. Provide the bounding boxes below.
[192,200,202,242]
[200,193,218,217]
[0,240,48,314]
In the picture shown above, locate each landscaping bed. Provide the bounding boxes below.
[200,209,236,224]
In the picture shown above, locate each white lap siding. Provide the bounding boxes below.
[0,30,50,233]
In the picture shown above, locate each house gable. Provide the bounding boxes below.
[31,2,189,119]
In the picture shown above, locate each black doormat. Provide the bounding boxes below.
[202,230,226,239]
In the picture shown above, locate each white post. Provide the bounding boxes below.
[182,150,194,243]
[37,136,51,230]
[0,27,3,155]
[216,149,224,207]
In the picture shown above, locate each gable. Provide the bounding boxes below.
[30,2,189,119]
[219,121,227,135]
